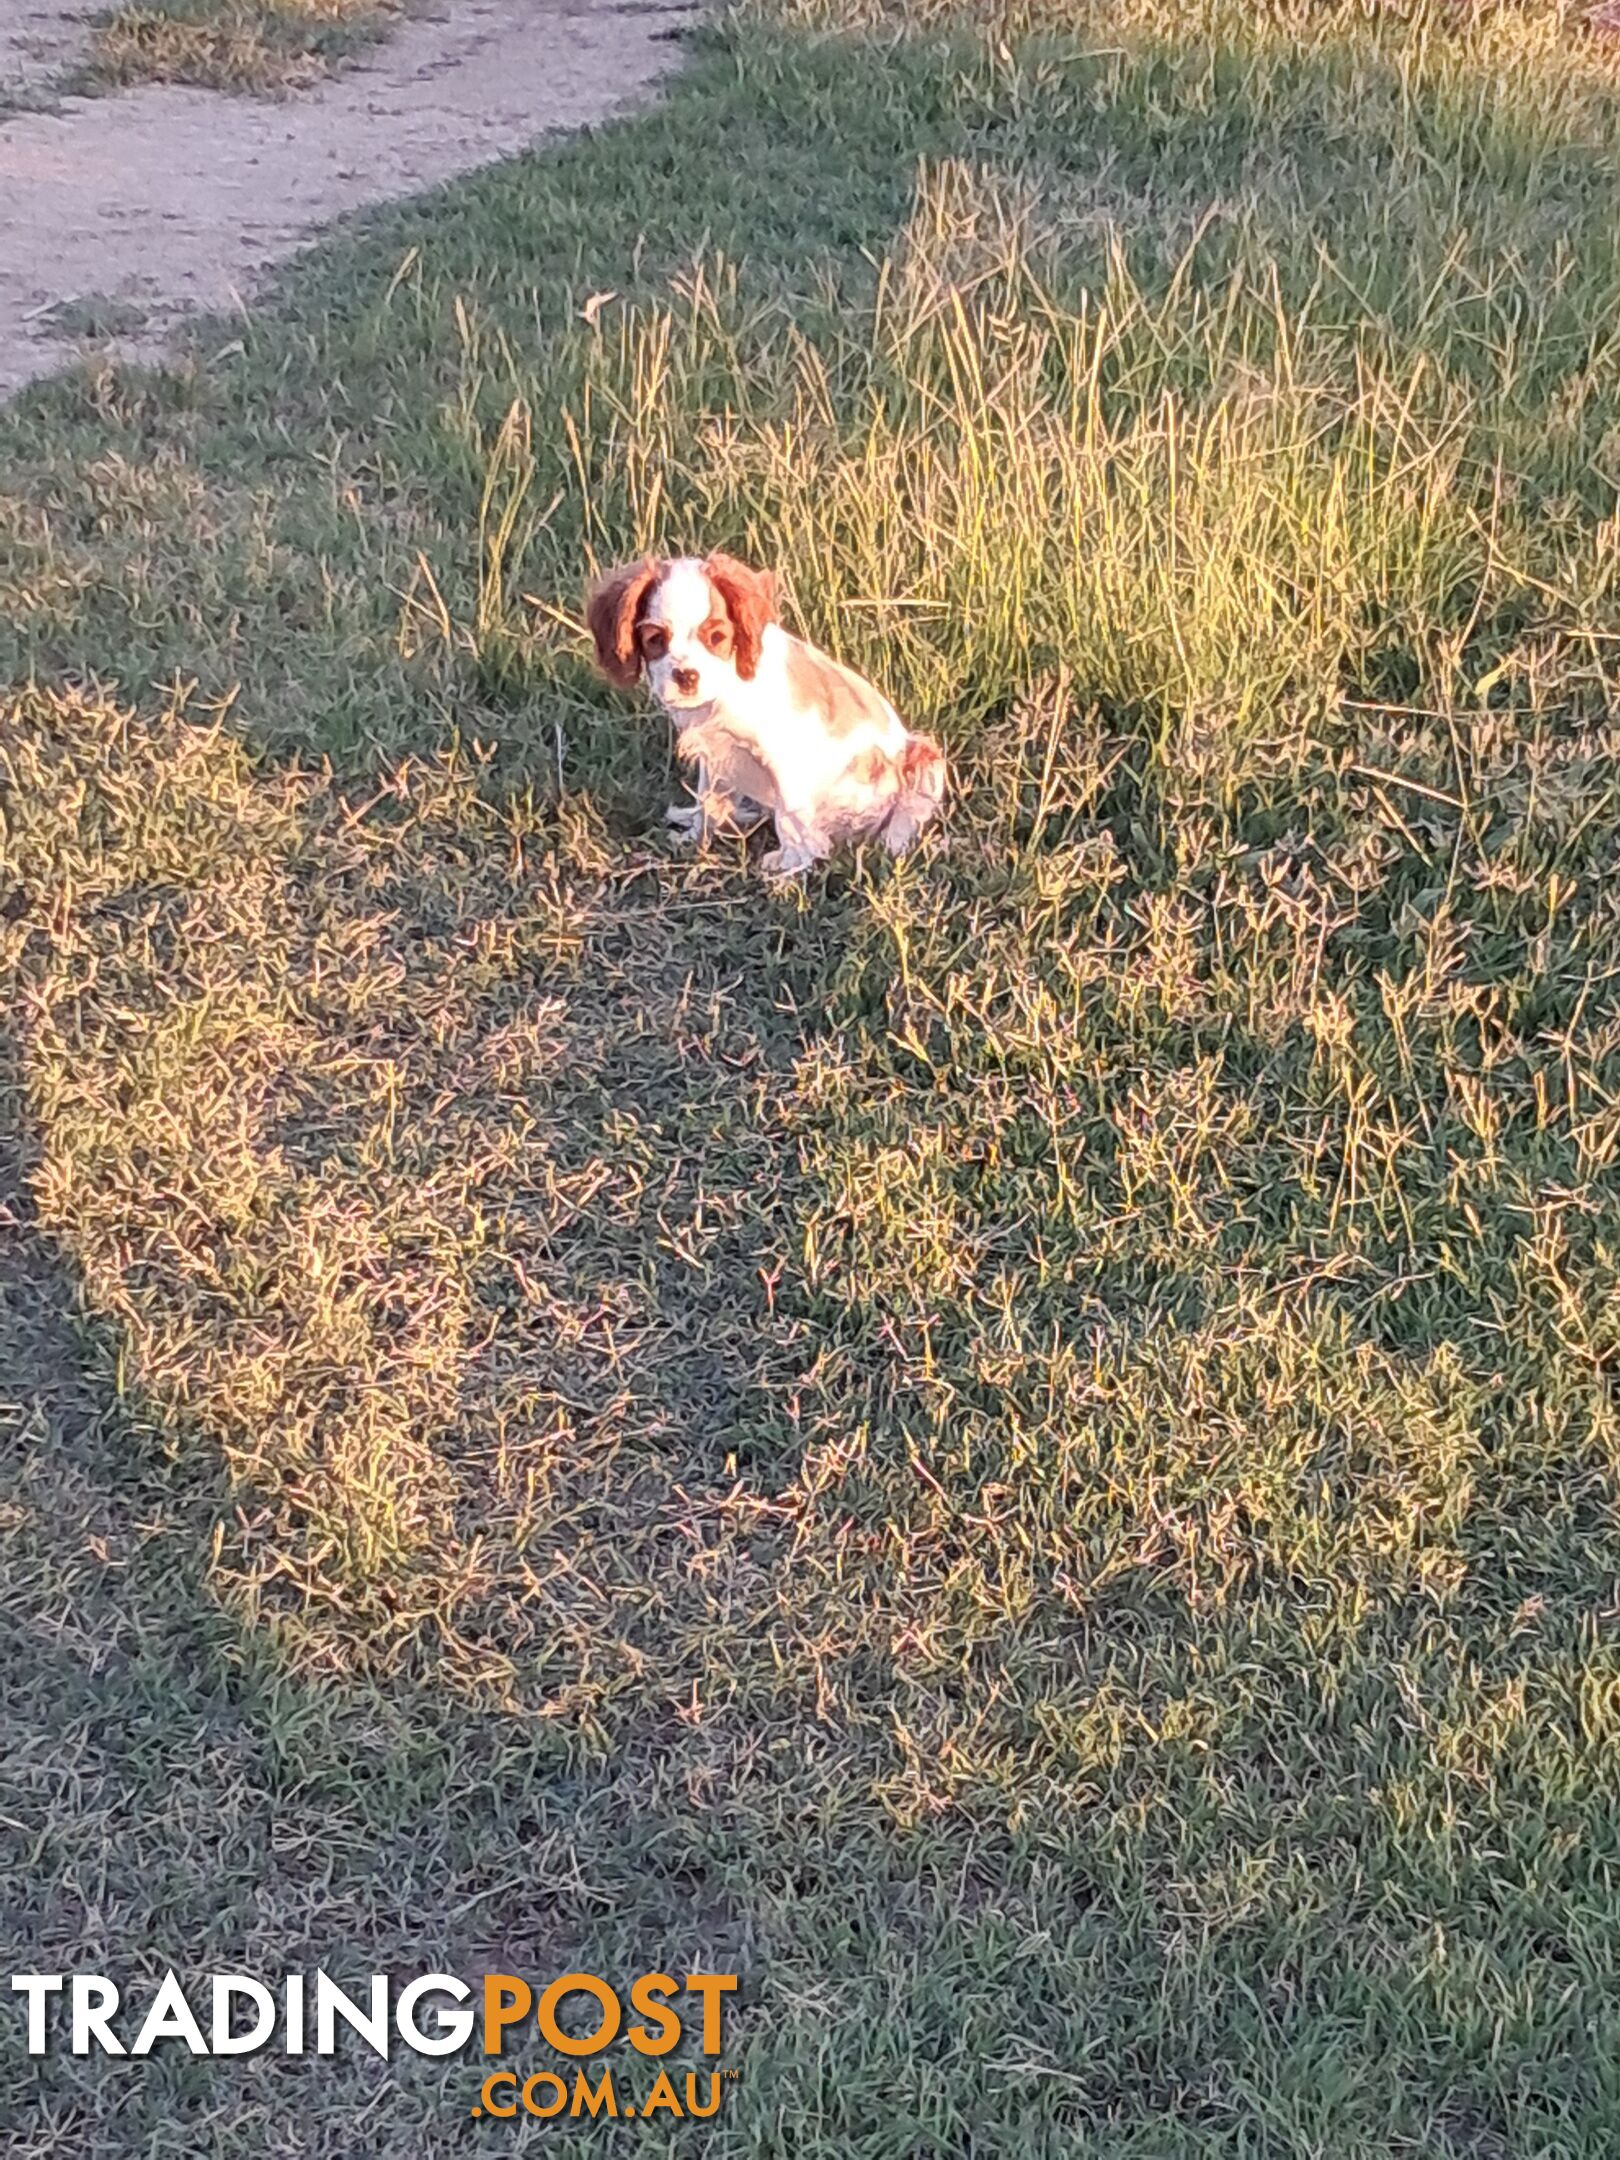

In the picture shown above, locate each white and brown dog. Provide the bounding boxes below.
[586,551,945,876]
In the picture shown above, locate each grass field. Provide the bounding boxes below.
[5,0,1620,2150]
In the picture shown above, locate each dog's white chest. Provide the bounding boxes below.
[704,627,904,806]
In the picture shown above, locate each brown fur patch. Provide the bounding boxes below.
[585,559,660,687]
[847,746,892,786]
[780,636,895,739]
[899,733,946,802]
[702,553,775,680]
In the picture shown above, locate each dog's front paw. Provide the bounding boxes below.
[760,843,820,880]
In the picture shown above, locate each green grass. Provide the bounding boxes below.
[80,0,400,93]
[5,1,1620,2150]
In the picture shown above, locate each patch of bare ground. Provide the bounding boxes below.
[0,1,96,106]
[0,0,685,395]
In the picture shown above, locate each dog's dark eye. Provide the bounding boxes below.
[640,625,669,659]
[702,621,730,651]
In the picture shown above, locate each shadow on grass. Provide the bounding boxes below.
[7,4,1620,2153]
[9,652,1620,2147]
[0,745,787,2140]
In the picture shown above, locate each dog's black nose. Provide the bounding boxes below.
[671,666,699,696]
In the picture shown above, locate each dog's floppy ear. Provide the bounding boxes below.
[705,552,776,682]
[585,559,660,687]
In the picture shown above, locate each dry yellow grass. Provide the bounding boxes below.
[8,2,1620,2150]
[86,0,399,93]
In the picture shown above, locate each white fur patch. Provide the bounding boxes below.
[642,557,731,712]
[646,557,712,635]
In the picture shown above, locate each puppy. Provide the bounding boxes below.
[586,551,945,876]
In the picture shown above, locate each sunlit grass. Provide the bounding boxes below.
[6,2,1620,2151]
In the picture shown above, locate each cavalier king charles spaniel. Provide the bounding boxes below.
[586,551,945,876]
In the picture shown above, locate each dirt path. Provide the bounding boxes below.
[0,0,686,397]
[0,0,91,101]
[0,0,93,104]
